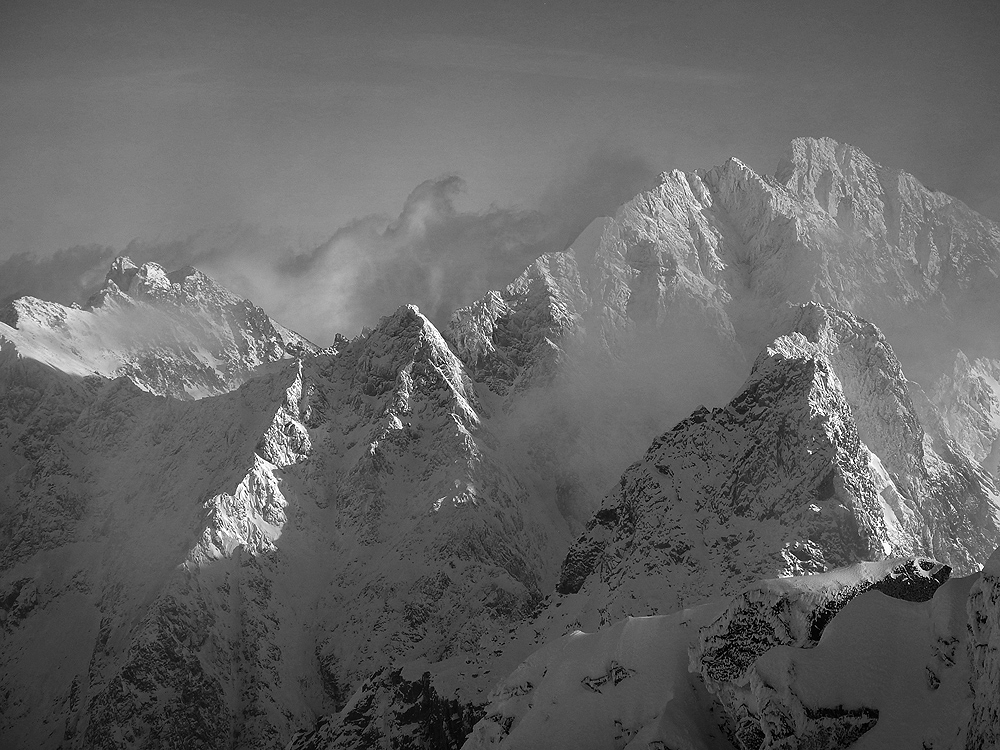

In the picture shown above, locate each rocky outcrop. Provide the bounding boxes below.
[288,668,485,750]
[462,557,974,750]
[962,547,1000,749]
[690,559,950,749]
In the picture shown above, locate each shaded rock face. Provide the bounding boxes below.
[551,305,1000,629]
[288,668,486,750]
[690,559,951,750]
[293,305,567,694]
[0,301,579,750]
[0,358,317,749]
[963,548,1000,750]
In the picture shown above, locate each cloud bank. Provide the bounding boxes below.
[0,149,656,344]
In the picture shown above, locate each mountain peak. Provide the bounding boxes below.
[391,302,424,323]
[91,256,245,313]
[105,254,140,291]
[2,256,316,398]
[100,255,184,300]
[370,303,442,346]
[774,136,882,213]
[364,303,473,394]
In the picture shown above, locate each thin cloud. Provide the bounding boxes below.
[0,245,117,307]
[372,33,741,87]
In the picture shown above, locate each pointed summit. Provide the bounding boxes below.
[105,255,140,293]
[553,304,1000,623]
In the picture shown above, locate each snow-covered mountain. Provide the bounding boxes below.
[454,304,1000,749]
[0,294,581,748]
[464,556,982,750]
[1,256,316,400]
[289,137,1000,749]
[2,137,1000,750]
[553,303,1000,624]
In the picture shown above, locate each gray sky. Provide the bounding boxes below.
[2,0,998,341]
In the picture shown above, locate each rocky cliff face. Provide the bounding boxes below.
[0,356,316,748]
[292,305,572,692]
[550,304,1000,630]
[961,547,1000,750]
[930,353,1000,476]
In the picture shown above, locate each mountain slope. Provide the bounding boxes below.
[463,556,980,750]
[0,359,315,747]
[0,301,583,749]
[445,137,1000,501]
[549,303,1000,632]
[282,139,1000,747]
[294,301,1000,750]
